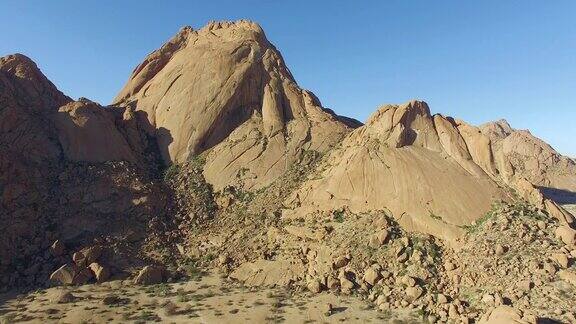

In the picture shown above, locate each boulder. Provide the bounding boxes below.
[73,268,94,285]
[307,278,322,294]
[481,294,495,305]
[437,293,449,304]
[478,306,536,324]
[558,270,576,286]
[550,253,569,269]
[50,240,66,257]
[495,244,506,256]
[338,271,355,293]
[51,290,76,304]
[322,303,333,316]
[133,265,166,285]
[332,255,350,269]
[49,263,93,285]
[88,262,110,283]
[73,246,102,267]
[402,275,417,287]
[49,264,78,285]
[326,276,340,291]
[368,229,390,248]
[363,267,381,286]
[405,286,423,301]
[555,226,576,247]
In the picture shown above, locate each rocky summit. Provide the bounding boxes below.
[1,20,575,324]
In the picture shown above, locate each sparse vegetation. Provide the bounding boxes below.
[333,209,345,223]
[163,163,181,181]
[181,258,206,280]
[145,283,173,297]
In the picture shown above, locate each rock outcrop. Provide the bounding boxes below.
[285,101,509,242]
[480,119,576,192]
[114,20,356,190]
[285,101,575,242]
[0,54,166,289]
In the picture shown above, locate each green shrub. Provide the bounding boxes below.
[163,164,180,181]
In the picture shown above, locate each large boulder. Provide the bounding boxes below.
[555,226,576,247]
[133,265,166,285]
[478,306,537,324]
[49,263,94,286]
[88,262,111,283]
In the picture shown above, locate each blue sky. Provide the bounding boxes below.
[2,1,575,156]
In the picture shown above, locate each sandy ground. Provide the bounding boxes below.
[0,273,421,324]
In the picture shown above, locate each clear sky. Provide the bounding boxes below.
[2,1,575,156]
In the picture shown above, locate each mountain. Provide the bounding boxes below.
[1,20,575,323]
[114,20,357,190]
[284,101,575,243]
[284,101,508,243]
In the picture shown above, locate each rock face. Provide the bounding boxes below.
[286,101,575,242]
[114,20,356,190]
[52,100,141,163]
[478,120,576,225]
[286,101,509,242]
[0,54,165,289]
[480,119,576,193]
